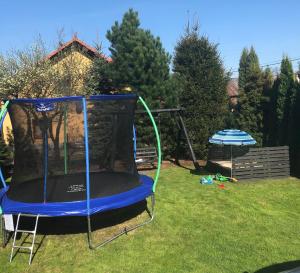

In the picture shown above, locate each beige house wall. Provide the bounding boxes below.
[2,48,93,143]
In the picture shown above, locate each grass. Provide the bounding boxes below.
[1,165,300,273]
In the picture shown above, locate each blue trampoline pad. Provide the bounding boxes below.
[1,175,153,217]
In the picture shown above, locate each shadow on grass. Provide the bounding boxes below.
[15,201,147,235]
[167,159,210,175]
[190,168,211,176]
[10,234,46,263]
[252,260,300,273]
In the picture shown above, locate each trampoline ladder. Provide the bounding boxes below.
[9,213,40,265]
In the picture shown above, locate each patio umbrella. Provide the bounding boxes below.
[209,129,256,177]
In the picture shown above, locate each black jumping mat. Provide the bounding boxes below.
[7,171,141,203]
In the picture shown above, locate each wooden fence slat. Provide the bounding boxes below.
[209,145,290,180]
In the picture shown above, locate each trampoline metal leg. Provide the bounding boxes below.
[1,215,11,248]
[87,194,155,250]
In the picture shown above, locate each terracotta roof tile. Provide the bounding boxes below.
[46,35,112,62]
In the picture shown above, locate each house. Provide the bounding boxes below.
[227,78,238,108]
[46,33,111,64]
[2,35,111,142]
[45,33,111,95]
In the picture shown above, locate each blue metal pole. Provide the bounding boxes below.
[133,125,137,160]
[0,168,5,187]
[43,130,48,203]
[82,98,90,215]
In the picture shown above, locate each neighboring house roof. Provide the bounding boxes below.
[227,78,238,97]
[295,71,300,83]
[227,78,238,106]
[46,34,112,63]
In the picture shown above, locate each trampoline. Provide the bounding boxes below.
[0,94,161,261]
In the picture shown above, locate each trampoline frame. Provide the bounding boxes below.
[87,194,155,249]
[0,95,162,251]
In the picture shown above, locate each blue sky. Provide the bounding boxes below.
[1,0,300,76]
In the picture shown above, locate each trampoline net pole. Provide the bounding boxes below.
[138,96,161,192]
[133,125,137,160]
[82,98,91,215]
[43,125,48,203]
[63,106,68,175]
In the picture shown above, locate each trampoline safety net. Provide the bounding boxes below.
[6,96,140,203]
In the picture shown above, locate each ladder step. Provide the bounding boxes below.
[9,213,40,265]
[16,230,35,234]
[13,245,33,250]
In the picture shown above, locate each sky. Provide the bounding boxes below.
[1,0,300,77]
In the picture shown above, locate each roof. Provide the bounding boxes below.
[227,78,238,97]
[46,34,112,62]
[227,78,239,107]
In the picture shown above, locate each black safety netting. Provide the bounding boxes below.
[6,96,140,203]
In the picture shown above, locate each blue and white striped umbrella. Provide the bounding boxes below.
[209,129,256,146]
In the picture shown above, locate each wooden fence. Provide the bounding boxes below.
[232,146,290,180]
[208,146,290,180]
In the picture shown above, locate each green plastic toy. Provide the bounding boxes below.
[214,173,238,183]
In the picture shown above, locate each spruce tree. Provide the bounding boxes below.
[106,9,171,104]
[275,56,295,145]
[86,56,114,94]
[237,46,264,146]
[238,48,249,90]
[290,80,300,174]
[173,25,228,158]
[262,67,274,145]
[87,9,177,157]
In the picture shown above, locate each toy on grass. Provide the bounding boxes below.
[200,175,213,185]
[214,173,238,183]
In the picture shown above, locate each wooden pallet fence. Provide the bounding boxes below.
[232,146,290,180]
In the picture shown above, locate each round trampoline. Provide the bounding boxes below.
[0,94,161,257]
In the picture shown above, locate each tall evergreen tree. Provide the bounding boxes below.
[173,25,228,158]
[238,48,249,90]
[262,67,274,145]
[86,55,114,94]
[290,80,300,175]
[106,9,171,105]
[275,56,295,145]
[86,9,177,156]
[237,46,264,146]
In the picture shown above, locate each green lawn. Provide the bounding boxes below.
[1,165,300,273]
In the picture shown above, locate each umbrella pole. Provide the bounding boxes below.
[231,145,233,178]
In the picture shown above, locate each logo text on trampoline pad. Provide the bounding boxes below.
[35,102,55,112]
[67,184,86,193]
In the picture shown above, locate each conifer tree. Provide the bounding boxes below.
[290,80,300,174]
[86,9,177,156]
[173,25,228,158]
[262,67,274,145]
[237,46,264,146]
[275,56,295,145]
[106,9,171,104]
[238,48,249,90]
[86,55,114,94]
